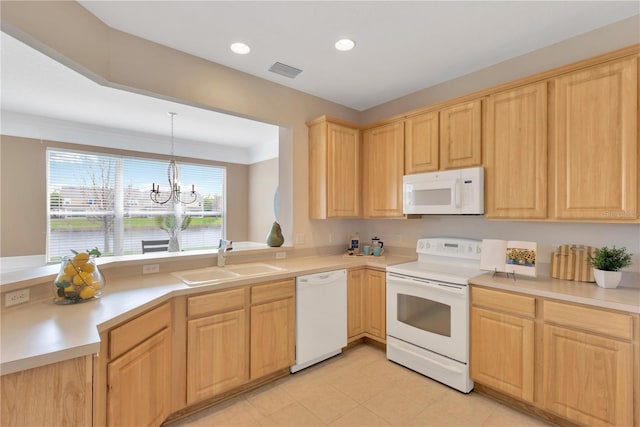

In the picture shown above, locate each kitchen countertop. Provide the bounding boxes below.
[471,272,640,314]
[2,253,639,376]
[0,253,411,376]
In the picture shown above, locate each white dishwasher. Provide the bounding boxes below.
[290,269,347,373]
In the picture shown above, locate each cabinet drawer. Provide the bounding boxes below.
[188,287,246,318]
[543,300,633,341]
[251,279,295,305]
[471,287,535,318]
[109,302,171,359]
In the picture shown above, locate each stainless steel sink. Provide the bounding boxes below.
[173,263,286,286]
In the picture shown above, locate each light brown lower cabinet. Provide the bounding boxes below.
[470,307,535,401]
[347,268,366,340]
[366,269,386,341]
[347,268,386,343]
[107,329,172,427]
[1,356,93,426]
[250,279,296,379]
[470,284,639,427]
[186,287,249,404]
[91,279,296,427]
[103,302,173,427]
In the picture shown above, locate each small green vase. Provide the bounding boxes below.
[266,221,284,247]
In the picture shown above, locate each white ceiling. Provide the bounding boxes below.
[1,1,639,162]
[0,32,280,164]
[79,1,639,111]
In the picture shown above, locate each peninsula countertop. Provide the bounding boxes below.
[0,253,412,375]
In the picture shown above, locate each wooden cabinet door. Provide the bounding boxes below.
[543,325,633,427]
[551,57,637,220]
[365,269,386,340]
[347,268,366,341]
[470,307,534,402]
[327,123,360,217]
[250,297,295,379]
[485,83,547,219]
[1,357,92,427]
[440,99,482,170]
[308,118,360,219]
[187,309,248,404]
[107,329,172,427]
[405,111,439,174]
[363,122,405,217]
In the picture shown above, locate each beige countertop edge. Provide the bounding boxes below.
[0,254,413,375]
[470,272,640,314]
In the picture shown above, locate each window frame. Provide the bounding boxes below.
[46,146,227,262]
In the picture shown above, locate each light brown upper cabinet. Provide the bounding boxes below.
[404,111,439,174]
[440,99,482,170]
[307,116,360,218]
[485,83,547,219]
[550,56,638,220]
[362,121,405,217]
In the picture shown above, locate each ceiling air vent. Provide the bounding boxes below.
[268,62,302,79]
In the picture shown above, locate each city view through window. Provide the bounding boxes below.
[47,149,225,262]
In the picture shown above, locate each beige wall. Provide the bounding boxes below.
[0,135,249,256]
[1,2,639,264]
[0,136,47,256]
[248,158,279,243]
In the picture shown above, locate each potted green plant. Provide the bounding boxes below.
[156,214,191,252]
[589,246,632,288]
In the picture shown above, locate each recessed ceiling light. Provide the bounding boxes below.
[335,38,355,52]
[230,42,251,55]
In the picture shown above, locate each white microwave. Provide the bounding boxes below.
[403,166,484,215]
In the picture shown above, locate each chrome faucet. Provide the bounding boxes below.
[217,239,233,267]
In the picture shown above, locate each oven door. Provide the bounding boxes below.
[386,272,469,363]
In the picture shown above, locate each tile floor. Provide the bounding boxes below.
[173,345,551,427]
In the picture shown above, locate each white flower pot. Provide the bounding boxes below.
[593,269,622,289]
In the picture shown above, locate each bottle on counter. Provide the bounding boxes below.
[350,233,361,254]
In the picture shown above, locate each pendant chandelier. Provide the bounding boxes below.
[150,112,197,205]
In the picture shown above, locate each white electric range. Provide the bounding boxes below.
[386,237,483,393]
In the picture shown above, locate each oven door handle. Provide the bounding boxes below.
[387,273,465,295]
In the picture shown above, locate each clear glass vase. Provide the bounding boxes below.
[53,255,105,304]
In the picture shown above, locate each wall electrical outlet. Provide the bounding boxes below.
[5,289,30,307]
[295,233,305,245]
[275,252,286,260]
[142,264,160,274]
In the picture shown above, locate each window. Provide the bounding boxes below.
[47,148,225,262]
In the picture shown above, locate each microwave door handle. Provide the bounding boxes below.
[454,179,461,208]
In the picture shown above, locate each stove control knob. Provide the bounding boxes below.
[476,246,482,253]
[425,242,431,249]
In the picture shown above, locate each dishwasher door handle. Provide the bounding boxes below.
[297,270,346,286]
